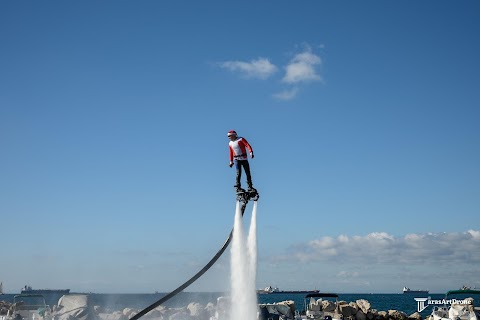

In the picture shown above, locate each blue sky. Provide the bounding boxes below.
[1,1,479,294]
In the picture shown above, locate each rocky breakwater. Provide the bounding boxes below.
[89,297,425,320]
[0,297,425,320]
[94,301,220,320]
[321,298,423,320]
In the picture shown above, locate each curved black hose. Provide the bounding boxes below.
[129,201,248,320]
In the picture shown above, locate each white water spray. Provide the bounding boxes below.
[230,201,258,320]
[247,202,257,291]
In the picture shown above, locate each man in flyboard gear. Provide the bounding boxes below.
[227,130,255,192]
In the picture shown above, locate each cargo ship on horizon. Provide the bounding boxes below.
[402,286,429,294]
[21,285,70,295]
[257,286,319,294]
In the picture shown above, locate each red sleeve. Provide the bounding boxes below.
[229,145,234,161]
[242,138,253,154]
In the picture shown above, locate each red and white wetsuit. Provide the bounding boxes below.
[229,137,253,161]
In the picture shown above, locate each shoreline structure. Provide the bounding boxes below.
[1,296,436,320]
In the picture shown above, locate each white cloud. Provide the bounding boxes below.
[258,230,480,292]
[277,230,480,265]
[467,229,480,239]
[219,58,278,79]
[272,87,299,100]
[282,48,322,84]
[217,44,324,100]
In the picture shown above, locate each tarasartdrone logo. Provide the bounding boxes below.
[414,297,472,312]
[414,298,429,312]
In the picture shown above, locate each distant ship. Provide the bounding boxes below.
[257,286,319,294]
[402,286,429,294]
[21,285,70,295]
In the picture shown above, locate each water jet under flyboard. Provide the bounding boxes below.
[229,198,258,320]
[129,188,259,320]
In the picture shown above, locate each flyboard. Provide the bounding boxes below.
[129,187,259,320]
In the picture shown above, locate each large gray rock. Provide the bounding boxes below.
[388,310,407,320]
[367,311,375,320]
[408,312,422,320]
[113,311,128,320]
[187,302,206,317]
[356,300,371,314]
[97,311,128,320]
[122,308,138,318]
[376,311,388,320]
[260,300,295,319]
[169,309,189,320]
[349,302,359,313]
[278,300,296,317]
[339,304,358,317]
[322,300,337,312]
[214,297,229,320]
[356,310,367,320]
[0,301,12,316]
[145,308,164,319]
[204,302,216,318]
